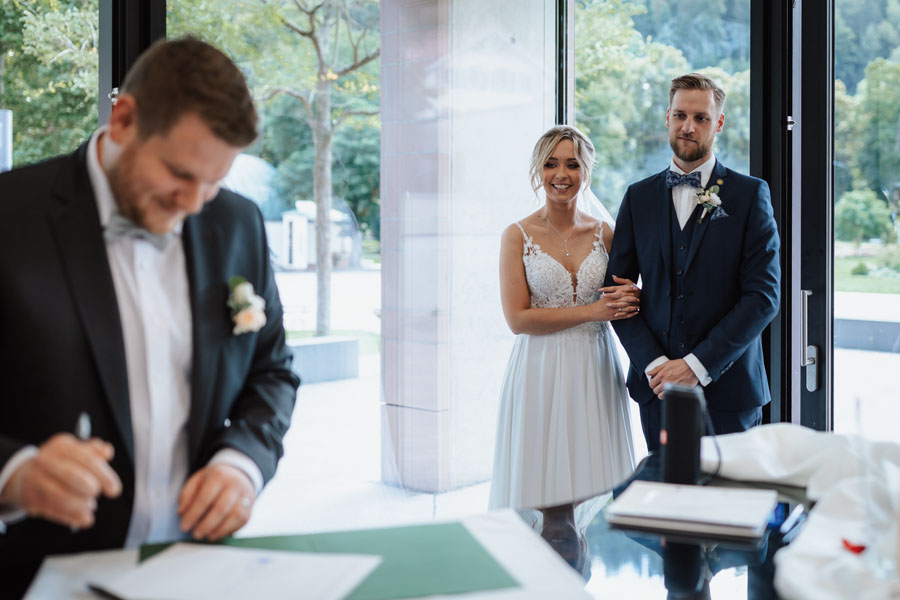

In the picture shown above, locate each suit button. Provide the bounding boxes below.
[676,269,683,276]
[679,244,686,251]
[677,293,684,299]
[680,343,685,349]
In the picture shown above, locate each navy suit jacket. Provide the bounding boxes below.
[606,160,780,411]
[0,143,300,588]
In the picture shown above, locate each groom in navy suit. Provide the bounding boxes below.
[0,38,299,593]
[606,73,780,452]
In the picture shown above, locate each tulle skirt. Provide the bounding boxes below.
[489,322,636,509]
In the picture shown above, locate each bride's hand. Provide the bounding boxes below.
[596,276,641,306]
[591,292,639,321]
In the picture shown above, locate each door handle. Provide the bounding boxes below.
[801,290,818,392]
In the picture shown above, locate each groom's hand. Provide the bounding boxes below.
[178,463,255,541]
[647,359,699,398]
[0,434,122,530]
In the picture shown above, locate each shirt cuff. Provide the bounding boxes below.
[684,353,712,386]
[645,356,669,377]
[0,446,39,530]
[208,449,264,495]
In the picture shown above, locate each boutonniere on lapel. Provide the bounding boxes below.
[227,276,267,335]
[696,178,728,223]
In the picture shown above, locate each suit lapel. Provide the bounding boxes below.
[46,145,134,464]
[684,160,727,273]
[655,172,673,278]
[182,215,227,467]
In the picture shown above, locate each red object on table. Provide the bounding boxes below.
[842,538,866,554]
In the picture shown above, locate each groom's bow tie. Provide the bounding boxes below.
[665,170,702,189]
[104,213,172,251]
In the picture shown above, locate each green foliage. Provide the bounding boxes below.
[632,0,749,71]
[834,79,863,201]
[575,0,748,216]
[835,190,896,245]
[878,244,900,271]
[168,0,381,241]
[855,59,900,206]
[835,0,900,93]
[0,0,98,166]
[835,255,900,293]
[332,122,380,239]
[851,261,870,276]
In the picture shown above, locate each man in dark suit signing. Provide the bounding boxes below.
[606,73,780,452]
[0,37,300,593]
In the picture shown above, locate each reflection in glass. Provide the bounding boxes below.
[833,0,900,441]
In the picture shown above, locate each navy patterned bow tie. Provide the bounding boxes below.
[665,170,702,189]
[103,213,171,251]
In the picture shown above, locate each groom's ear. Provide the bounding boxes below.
[665,107,671,128]
[715,111,725,133]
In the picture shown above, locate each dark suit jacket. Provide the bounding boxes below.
[0,143,300,590]
[606,160,780,411]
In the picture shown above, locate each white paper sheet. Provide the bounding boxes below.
[89,543,381,600]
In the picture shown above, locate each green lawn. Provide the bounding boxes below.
[834,257,900,293]
[286,329,381,355]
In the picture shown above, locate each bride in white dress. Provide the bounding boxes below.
[489,125,638,536]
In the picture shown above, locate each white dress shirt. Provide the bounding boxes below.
[644,154,717,387]
[0,129,262,543]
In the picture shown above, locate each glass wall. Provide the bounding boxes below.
[167,0,384,533]
[167,0,557,534]
[833,0,900,440]
[0,0,99,169]
[573,0,751,457]
[573,0,750,218]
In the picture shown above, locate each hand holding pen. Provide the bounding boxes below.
[0,412,122,530]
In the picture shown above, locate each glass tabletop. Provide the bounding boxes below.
[540,453,807,599]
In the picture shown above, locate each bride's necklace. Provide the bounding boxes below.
[542,211,578,257]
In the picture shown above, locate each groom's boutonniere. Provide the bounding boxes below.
[696,178,725,223]
[227,276,267,335]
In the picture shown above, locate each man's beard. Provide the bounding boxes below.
[669,135,710,164]
[106,150,144,227]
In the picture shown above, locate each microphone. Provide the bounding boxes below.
[660,384,706,485]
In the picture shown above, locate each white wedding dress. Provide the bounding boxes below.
[489,222,636,510]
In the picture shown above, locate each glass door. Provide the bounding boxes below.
[831,0,900,440]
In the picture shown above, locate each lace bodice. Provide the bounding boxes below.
[515,221,609,309]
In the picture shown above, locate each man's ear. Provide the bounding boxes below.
[716,111,725,133]
[666,107,671,128]
[107,94,139,145]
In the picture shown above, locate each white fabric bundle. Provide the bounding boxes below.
[699,423,900,599]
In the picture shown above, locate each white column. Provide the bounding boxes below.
[381,0,556,492]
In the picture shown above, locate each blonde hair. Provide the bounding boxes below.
[669,72,726,114]
[529,125,595,194]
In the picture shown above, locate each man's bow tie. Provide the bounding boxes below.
[665,170,702,189]
[103,213,171,251]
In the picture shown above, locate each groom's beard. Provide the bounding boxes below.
[669,134,711,164]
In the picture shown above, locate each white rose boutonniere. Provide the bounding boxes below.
[696,178,724,223]
[228,276,267,335]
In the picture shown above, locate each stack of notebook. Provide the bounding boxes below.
[606,481,778,539]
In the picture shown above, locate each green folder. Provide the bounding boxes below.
[141,521,520,599]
